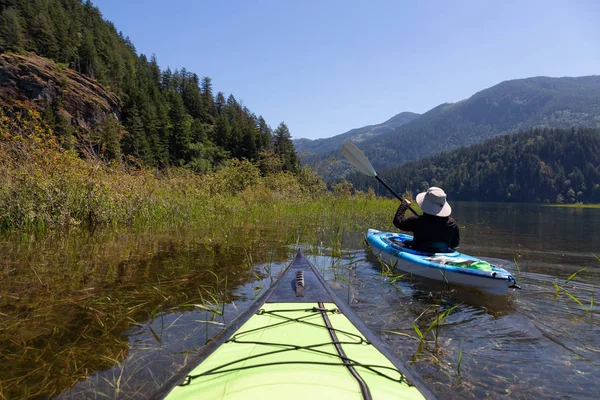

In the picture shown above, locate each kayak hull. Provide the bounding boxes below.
[366,229,517,295]
[155,250,435,399]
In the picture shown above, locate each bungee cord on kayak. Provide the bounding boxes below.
[178,306,409,387]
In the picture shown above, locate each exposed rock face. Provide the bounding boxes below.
[0,53,120,131]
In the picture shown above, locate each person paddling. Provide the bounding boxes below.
[393,187,460,253]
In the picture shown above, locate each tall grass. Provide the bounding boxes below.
[1,107,356,233]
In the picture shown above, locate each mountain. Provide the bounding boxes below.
[348,127,600,204]
[293,112,419,180]
[303,76,600,177]
[293,111,420,154]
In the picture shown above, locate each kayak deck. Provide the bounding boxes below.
[169,303,420,399]
[156,250,433,399]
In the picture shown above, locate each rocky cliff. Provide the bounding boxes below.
[0,53,120,131]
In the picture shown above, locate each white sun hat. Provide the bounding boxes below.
[416,187,452,217]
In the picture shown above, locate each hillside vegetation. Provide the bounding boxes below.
[0,107,325,231]
[0,0,298,173]
[349,127,600,204]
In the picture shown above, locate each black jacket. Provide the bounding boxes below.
[393,202,460,252]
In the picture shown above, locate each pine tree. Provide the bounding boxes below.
[215,92,226,114]
[167,92,193,165]
[213,114,230,148]
[161,67,173,92]
[257,116,272,150]
[241,128,258,160]
[181,72,204,119]
[93,116,123,160]
[122,109,151,163]
[48,2,71,63]
[200,76,215,121]
[78,30,99,78]
[273,122,298,173]
[149,54,162,87]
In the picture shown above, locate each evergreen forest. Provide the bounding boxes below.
[0,0,298,173]
[348,128,600,204]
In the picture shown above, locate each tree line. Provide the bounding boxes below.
[0,0,298,173]
[348,128,600,204]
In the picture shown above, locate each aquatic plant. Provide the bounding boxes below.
[552,265,596,325]
[457,347,463,376]
[410,303,460,361]
[376,255,407,284]
[553,268,586,307]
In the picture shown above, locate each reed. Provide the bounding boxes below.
[457,347,463,376]
[409,303,460,361]
[552,268,587,308]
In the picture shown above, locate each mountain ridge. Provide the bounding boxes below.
[293,111,419,154]
[298,75,600,178]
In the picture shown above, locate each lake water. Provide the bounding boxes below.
[332,201,600,399]
[2,202,599,399]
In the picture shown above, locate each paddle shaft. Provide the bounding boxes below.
[375,176,419,216]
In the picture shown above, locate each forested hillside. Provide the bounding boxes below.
[0,0,297,172]
[348,128,600,204]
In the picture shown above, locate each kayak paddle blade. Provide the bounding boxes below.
[341,141,377,177]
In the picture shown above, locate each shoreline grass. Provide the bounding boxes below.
[544,203,600,208]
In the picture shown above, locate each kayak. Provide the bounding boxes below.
[153,249,435,400]
[366,229,518,295]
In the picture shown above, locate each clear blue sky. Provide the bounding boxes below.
[92,0,599,140]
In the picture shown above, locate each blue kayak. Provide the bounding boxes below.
[366,229,518,295]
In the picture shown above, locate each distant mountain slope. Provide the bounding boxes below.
[348,127,600,204]
[293,111,419,154]
[305,76,600,177]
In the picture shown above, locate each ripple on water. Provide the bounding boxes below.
[316,249,600,400]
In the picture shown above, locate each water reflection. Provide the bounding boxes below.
[455,202,600,279]
[0,228,291,399]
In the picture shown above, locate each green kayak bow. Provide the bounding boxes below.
[154,250,435,400]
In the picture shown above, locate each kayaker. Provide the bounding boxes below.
[393,186,460,252]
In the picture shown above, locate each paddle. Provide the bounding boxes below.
[341,141,418,216]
